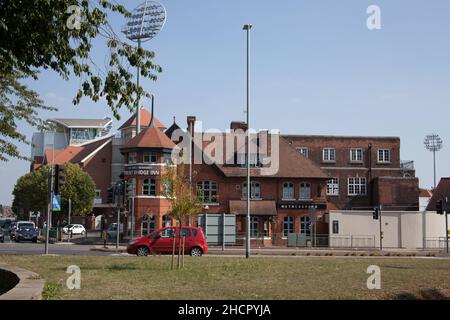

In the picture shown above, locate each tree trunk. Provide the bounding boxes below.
[182,235,185,268]
[177,231,181,269]
[171,231,176,270]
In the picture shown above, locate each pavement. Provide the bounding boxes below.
[1,234,450,258]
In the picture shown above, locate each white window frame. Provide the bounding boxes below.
[283,216,294,237]
[378,149,391,163]
[326,178,339,196]
[300,216,311,235]
[347,177,367,196]
[238,153,260,168]
[250,216,259,238]
[299,182,311,201]
[322,148,336,162]
[296,147,309,158]
[143,152,158,164]
[282,182,295,200]
[142,178,156,196]
[243,181,261,199]
[350,148,363,162]
[197,181,218,204]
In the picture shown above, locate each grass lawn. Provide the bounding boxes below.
[1,255,449,300]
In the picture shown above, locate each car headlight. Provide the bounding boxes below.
[128,240,137,246]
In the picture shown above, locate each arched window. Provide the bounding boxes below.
[300,182,311,200]
[282,182,294,199]
[141,214,155,236]
[243,181,261,199]
[196,181,218,203]
[142,179,156,196]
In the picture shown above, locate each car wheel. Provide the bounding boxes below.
[136,246,149,257]
[190,247,203,257]
[32,239,37,243]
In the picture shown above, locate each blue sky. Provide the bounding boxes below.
[2,0,450,205]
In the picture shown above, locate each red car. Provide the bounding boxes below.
[127,226,208,257]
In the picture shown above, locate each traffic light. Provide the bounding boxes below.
[53,164,65,195]
[107,187,115,204]
[372,207,379,220]
[126,180,135,197]
[436,199,444,215]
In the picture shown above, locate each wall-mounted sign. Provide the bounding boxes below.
[278,203,327,210]
[124,166,161,177]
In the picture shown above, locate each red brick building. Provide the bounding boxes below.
[33,109,420,245]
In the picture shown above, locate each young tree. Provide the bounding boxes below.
[0,1,162,161]
[161,163,203,269]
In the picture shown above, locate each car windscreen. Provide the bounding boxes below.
[19,223,34,228]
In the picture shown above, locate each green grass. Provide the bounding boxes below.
[1,255,449,300]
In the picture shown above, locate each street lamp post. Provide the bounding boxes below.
[424,134,443,189]
[122,0,167,136]
[243,24,252,259]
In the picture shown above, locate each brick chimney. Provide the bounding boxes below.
[230,121,247,131]
[187,116,196,135]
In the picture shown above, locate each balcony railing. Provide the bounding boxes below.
[400,160,414,169]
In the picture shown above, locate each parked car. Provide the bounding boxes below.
[10,221,36,241]
[106,223,123,239]
[0,229,4,243]
[127,226,208,257]
[62,224,86,235]
[15,225,37,243]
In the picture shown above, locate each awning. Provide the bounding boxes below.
[229,200,277,216]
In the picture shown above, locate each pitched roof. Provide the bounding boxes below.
[427,178,450,211]
[165,121,182,139]
[118,108,166,130]
[51,118,112,128]
[212,135,327,179]
[44,137,111,165]
[419,189,433,198]
[121,126,176,150]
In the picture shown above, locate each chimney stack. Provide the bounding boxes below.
[230,121,248,131]
[187,116,196,136]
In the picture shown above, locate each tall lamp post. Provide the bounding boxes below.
[243,24,252,259]
[424,134,443,189]
[122,0,167,136]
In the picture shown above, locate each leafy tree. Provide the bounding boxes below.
[60,163,96,217]
[0,1,162,161]
[12,163,96,219]
[12,166,49,217]
[161,163,203,269]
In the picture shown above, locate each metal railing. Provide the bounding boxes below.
[329,235,376,248]
[400,160,414,169]
[424,237,450,249]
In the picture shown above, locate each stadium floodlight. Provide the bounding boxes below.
[424,133,443,189]
[122,1,167,135]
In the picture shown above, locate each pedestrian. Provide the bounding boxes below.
[102,229,108,248]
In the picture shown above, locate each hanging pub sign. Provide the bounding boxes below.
[278,203,327,210]
[123,166,161,176]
